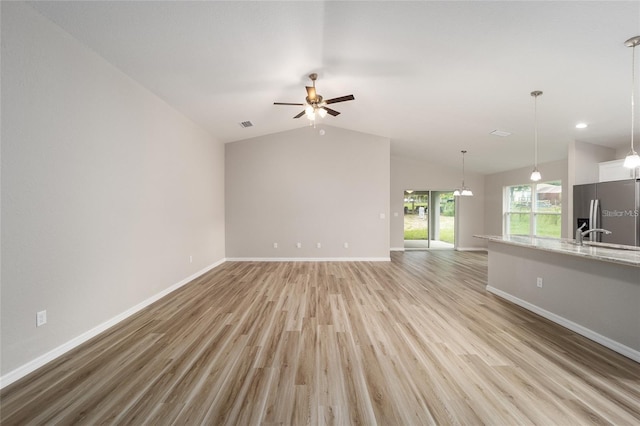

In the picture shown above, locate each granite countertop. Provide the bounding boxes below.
[474,235,640,268]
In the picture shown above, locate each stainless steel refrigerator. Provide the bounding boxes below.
[573,178,640,246]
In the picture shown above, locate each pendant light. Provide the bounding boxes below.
[453,150,473,196]
[530,90,543,181]
[624,36,640,169]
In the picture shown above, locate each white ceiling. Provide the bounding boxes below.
[28,1,640,174]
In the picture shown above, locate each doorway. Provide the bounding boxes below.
[403,190,455,250]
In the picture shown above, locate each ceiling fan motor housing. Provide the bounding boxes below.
[306,95,323,107]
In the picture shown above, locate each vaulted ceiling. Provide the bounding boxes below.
[28,1,640,174]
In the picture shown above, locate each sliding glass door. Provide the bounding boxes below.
[403,190,455,249]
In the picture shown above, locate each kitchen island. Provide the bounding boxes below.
[476,235,640,362]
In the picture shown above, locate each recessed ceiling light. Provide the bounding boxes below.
[490,130,511,137]
[575,122,588,129]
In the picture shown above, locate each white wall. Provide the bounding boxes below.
[225,126,390,259]
[484,159,568,238]
[390,156,485,250]
[1,2,225,380]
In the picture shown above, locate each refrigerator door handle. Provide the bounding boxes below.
[593,199,600,241]
[589,199,596,242]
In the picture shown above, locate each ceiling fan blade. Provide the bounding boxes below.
[274,102,304,106]
[306,86,317,101]
[322,107,340,117]
[293,110,306,119]
[325,94,355,104]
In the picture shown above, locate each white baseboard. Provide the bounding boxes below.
[456,247,488,252]
[486,285,640,363]
[0,258,226,390]
[390,247,405,252]
[226,257,390,262]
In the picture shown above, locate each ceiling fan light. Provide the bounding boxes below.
[623,151,640,168]
[305,106,316,120]
[318,107,327,118]
[453,189,461,197]
[461,188,473,196]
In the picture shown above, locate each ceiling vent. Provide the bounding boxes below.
[239,121,253,128]
[490,129,511,137]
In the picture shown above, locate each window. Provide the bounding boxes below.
[504,180,562,238]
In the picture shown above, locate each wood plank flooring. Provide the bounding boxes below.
[2,251,640,425]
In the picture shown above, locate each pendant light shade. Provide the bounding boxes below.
[530,169,541,182]
[454,150,473,197]
[624,152,640,168]
[624,36,640,169]
[530,90,543,181]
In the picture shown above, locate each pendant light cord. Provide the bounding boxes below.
[461,150,467,188]
[534,95,538,168]
[632,43,636,154]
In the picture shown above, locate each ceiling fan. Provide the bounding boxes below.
[274,73,355,120]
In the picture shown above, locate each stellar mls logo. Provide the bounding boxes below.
[602,209,639,217]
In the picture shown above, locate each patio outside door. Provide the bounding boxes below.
[403,190,455,250]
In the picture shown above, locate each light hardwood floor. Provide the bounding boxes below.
[2,251,639,425]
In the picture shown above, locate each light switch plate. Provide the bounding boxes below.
[37,310,47,327]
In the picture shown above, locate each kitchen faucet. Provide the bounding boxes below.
[575,223,612,246]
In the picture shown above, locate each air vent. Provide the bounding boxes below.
[490,129,511,137]
[239,121,253,128]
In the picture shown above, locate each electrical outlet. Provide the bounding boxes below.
[536,277,543,288]
[36,310,47,327]
[344,242,349,249]
[189,255,193,263]
[296,243,302,248]
[316,243,321,248]
[273,242,278,249]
